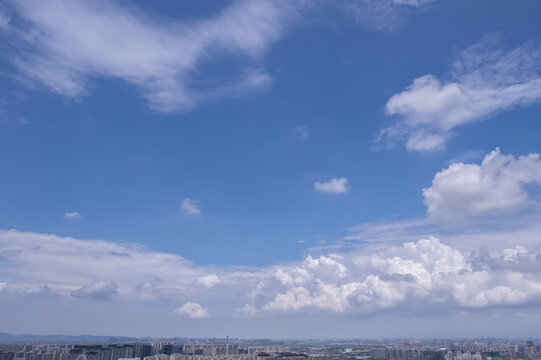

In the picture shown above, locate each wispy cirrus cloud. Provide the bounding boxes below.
[0,5,9,30]
[181,198,201,215]
[377,35,541,151]
[339,0,434,32]
[293,125,310,138]
[2,0,436,114]
[5,0,295,113]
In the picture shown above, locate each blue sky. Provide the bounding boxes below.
[1,0,541,338]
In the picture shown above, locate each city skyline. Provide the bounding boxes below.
[0,338,539,360]
[1,0,541,337]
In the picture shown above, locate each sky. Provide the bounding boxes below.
[1,0,541,339]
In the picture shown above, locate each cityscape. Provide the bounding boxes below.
[1,339,540,360]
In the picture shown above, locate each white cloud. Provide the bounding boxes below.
[174,302,210,319]
[0,13,9,30]
[4,0,438,114]
[7,0,294,113]
[314,177,349,194]
[273,255,347,288]
[0,283,53,297]
[64,211,81,219]
[502,246,528,263]
[303,255,348,280]
[343,218,431,243]
[0,115,29,126]
[245,236,541,315]
[70,280,118,301]
[181,198,201,215]
[293,125,310,138]
[0,4,10,30]
[0,229,205,300]
[2,222,541,324]
[379,36,541,151]
[339,0,434,32]
[196,274,221,289]
[423,148,541,223]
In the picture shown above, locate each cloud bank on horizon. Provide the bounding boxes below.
[2,216,541,322]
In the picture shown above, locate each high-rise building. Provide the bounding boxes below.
[135,345,151,360]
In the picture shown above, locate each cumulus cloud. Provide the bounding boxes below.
[70,280,118,301]
[181,198,201,215]
[423,148,541,224]
[175,302,210,319]
[64,211,81,219]
[196,274,221,289]
[243,236,541,315]
[378,35,541,151]
[2,224,541,322]
[314,177,349,194]
[502,246,528,263]
[273,255,347,288]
